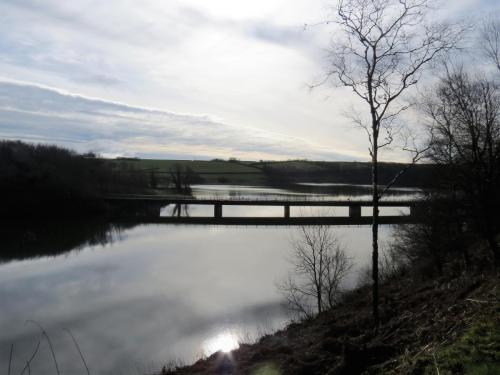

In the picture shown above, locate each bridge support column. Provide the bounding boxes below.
[214,204,223,219]
[349,205,361,218]
[284,204,290,218]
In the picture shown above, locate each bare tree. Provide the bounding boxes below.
[169,164,194,195]
[481,15,500,73]
[278,225,352,319]
[319,0,462,324]
[425,67,500,264]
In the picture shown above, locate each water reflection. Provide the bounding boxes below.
[192,183,421,201]
[0,224,298,374]
[203,331,240,355]
[0,221,132,263]
[169,203,190,218]
[0,223,394,374]
[0,184,406,374]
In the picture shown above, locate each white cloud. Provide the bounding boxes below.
[0,80,353,160]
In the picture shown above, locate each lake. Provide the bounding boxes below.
[0,184,419,374]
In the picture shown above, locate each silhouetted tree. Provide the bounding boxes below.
[169,164,194,195]
[321,0,462,324]
[425,68,500,264]
[278,226,352,319]
[390,192,471,277]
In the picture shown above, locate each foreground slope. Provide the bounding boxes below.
[163,271,499,375]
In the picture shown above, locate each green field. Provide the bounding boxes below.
[108,158,266,185]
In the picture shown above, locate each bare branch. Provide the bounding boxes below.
[8,343,13,375]
[278,225,352,318]
[19,341,41,375]
[480,15,500,73]
[64,328,91,375]
[26,320,60,375]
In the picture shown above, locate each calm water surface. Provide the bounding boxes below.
[0,185,417,374]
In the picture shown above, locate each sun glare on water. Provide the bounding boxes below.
[204,331,240,355]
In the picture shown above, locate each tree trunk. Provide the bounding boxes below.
[372,146,380,326]
[486,224,500,266]
[317,284,322,314]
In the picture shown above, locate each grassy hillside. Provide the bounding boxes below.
[111,159,262,173]
[108,159,266,185]
[109,158,437,187]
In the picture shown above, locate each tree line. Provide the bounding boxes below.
[0,141,209,217]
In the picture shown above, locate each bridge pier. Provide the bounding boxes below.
[284,204,290,218]
[349,205,361,218]
[214,204,223,218]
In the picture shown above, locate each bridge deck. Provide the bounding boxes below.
[105,195,419,207]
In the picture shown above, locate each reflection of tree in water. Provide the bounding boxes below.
[0,221,137,263]
[168,203,190,217]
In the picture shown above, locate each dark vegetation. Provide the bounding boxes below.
[0,141,149,217]
[260,161,437,188]
[424,68,500,265]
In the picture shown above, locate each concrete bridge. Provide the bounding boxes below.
[105,194,423,225]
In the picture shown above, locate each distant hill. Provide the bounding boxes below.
[110,158,437,188]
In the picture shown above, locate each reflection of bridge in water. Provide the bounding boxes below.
[106,195,423,225]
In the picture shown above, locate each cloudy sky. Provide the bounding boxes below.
[0,0,498,160]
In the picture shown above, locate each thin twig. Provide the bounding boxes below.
[465,298,492,304]
[412,343,432,361]
[26,321,60,375]
[19,340,41,375]
[432,353,441,375]
[8,343,14,375]
[64,328,91,375]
